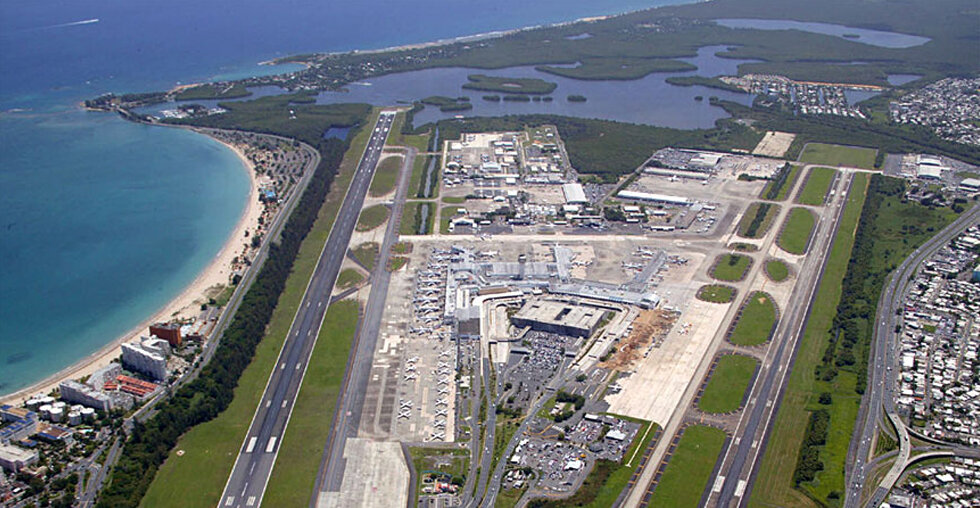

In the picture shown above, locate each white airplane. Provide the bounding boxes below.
[403,373,417,381]
[434,408,448,417]
[398,410,412,419]
[435,398,448,407]
[428,431,445,441]
[433,420,446,429]
[399,399,413,408]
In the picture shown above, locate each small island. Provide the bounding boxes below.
[462,74,557,94]
[567,94,587,102]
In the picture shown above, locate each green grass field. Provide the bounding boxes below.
[263,299,359,505]
[796,167,838,206]
[648,425,727,508]
[400,201,433,235]
[336,268,364,289]
[442,196,467,204]
[737,202,781,239]
[699,355,759,414]
[696,284,736,303]
[369,155,402,197]
[140,109,380,508]
[765,260,790,282]
[749,173,869,508]
[711,254,752,282]
[728,292,777,346]
[799,143,877,169]
[356,204,389,231]
[778,208,816,254]
[351,242,379,271]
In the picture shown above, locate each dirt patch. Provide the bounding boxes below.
[602,309,678,371]
[752,131,795,158]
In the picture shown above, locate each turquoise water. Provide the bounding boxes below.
[0,114,249,394]
[0,0,692,395]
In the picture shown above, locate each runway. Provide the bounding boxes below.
[218,111,395,508]
[709,171,854,507]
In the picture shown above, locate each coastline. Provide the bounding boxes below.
[0,132,262,406]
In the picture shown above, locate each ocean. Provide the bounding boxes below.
[0,0,690,395]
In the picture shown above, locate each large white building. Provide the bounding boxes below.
[59,380,113,411]
[121,337,171,381]
[562,183,588,204]
[616,190,692,206]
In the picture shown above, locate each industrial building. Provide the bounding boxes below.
[562,183,588,204]
[121,336,171,381]
[959,178,980,193]
[511,300,606,338]
[916,154,948,180]
[0,443,38,472]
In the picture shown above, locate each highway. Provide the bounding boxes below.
[218,111,395,508]
[710,172,854,507]
[845,203,980,508]
[313,140,416,499]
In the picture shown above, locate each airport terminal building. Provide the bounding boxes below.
[510,300,606,338]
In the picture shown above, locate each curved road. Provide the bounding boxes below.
[846,203,980,508]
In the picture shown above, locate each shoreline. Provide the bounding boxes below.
[0,132,262,406]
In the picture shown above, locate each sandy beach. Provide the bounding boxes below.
[0,133,263,406]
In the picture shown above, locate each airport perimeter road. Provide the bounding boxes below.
[313,138,416,499]
[218,111,395,508]
[846,204,980,508]
[710,172,854,508]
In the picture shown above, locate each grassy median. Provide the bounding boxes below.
[699,355,759,414]
[369,155,402,197]
[140,109,380,508]
[648,425,727,508]
[696,284,736,303]
[711,254,752,282]
[356,204,389,232]
[263,299,360,505]
[796,167,837,206]
[737,202,781,238]
[778,207,816,255]
[728,292,777,346]
[765,260,790,282]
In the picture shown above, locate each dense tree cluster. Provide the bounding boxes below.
[793,409,830,485]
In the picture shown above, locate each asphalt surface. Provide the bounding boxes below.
[218,111,395,508]
[313,141,416,499]
[846,203,980,508]
[711,172,854,507]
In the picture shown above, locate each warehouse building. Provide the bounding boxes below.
[562,183,588,204]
